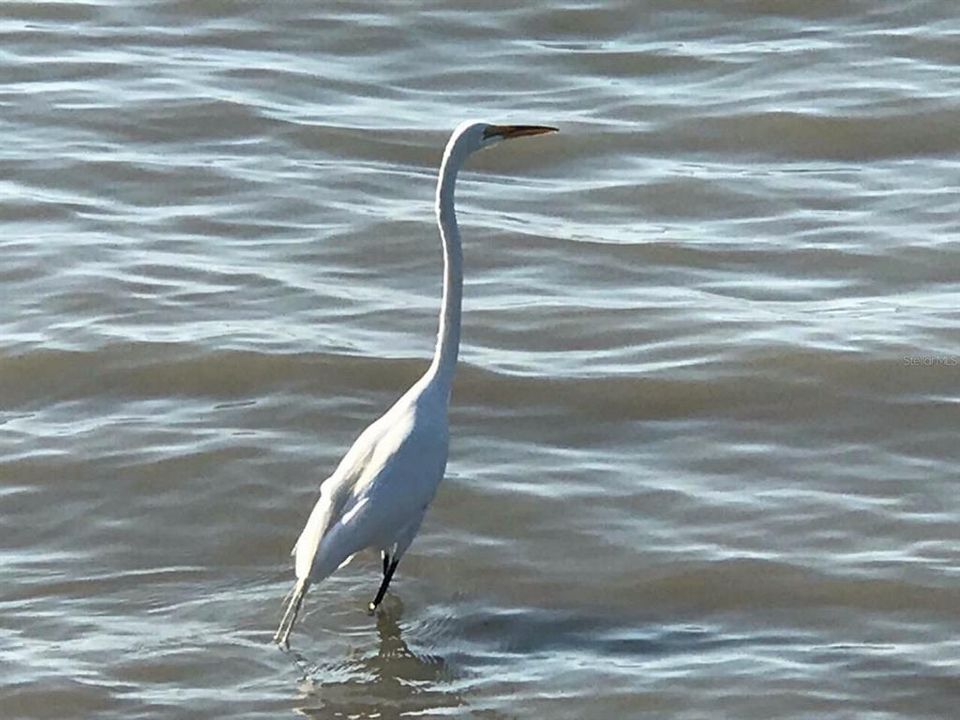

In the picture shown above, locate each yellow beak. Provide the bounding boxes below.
[483,124,559,140]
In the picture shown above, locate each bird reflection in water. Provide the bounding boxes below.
[292,599,463,719]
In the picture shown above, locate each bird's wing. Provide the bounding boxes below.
[293,480,370,579]
[316,407,447,558]
[291,394,445,581]
[290,416,387,579]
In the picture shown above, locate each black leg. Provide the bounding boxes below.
[382,551,390,577]
[368,558,399,612]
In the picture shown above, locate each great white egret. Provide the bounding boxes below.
[273,120,557,648]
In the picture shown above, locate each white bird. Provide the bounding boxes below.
[273,121,557,648]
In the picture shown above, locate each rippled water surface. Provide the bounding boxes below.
[2,1,959,718]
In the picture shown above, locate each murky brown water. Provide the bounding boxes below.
[2,1,958,718]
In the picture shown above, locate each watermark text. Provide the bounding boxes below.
[902,355,959,367]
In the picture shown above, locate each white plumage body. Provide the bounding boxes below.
[292,376,449,583]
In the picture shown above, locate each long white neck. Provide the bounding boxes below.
[425,139,466,393]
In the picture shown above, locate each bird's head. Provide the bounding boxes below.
[448,120,558,157]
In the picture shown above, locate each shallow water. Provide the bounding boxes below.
[2,1,959,718]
